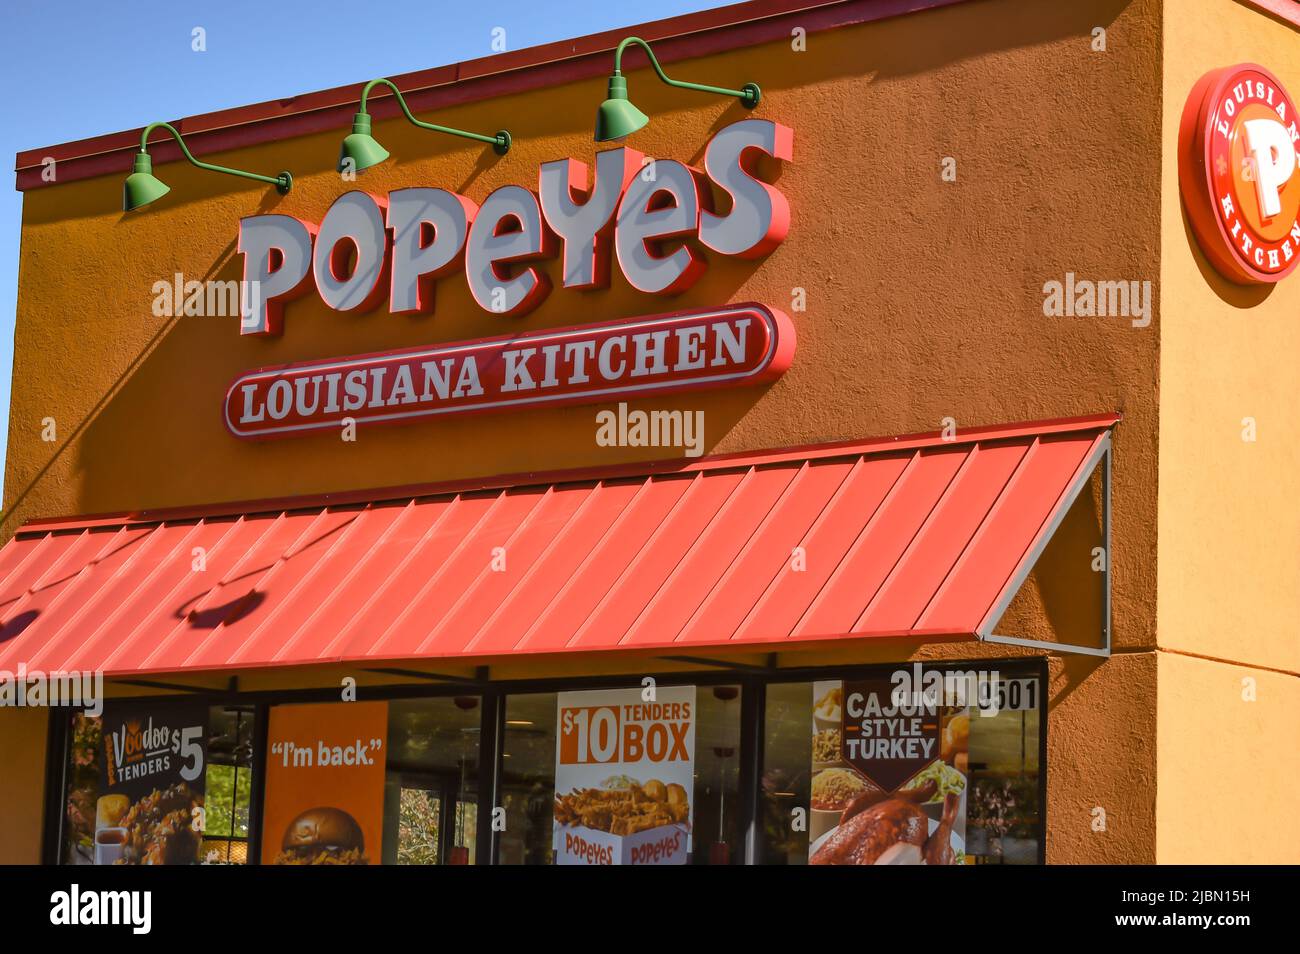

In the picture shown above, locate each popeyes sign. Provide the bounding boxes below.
[225,119,794,438]
[1180,63,1300,284]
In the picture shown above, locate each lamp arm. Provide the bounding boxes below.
[613,36,759,105]
[139,122,290,191]
[359,79,510,152]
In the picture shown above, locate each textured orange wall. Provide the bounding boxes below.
[1156,2,1300,863]
[0,708,48,864]
[2,0,1167,863]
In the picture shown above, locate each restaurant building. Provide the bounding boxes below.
[1,0,1296,866]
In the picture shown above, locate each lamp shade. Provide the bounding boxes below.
[122,153,171,211]
[338,112,390,173]
[594,75,649,142]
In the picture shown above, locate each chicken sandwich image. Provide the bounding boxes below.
[274,807,368,865]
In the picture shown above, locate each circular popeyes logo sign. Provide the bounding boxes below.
[1179,63,1300,284]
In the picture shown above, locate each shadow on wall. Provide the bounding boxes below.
[998,460,1105,653]
[0,185,283,534]
[1180,204,1274,308]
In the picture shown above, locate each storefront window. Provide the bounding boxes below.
[690,685,744,866]
[383,696,480,865]
[259,697,480,866]
[499,683,742,865]
[759,682,813,864]
[498,692,557,865]
[760,666,1043,865]
[55,667,1040,866]
[964,683,1042,864]
[201,706,255,863]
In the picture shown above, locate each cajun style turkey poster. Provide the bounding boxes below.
[808,674,969,865]
[95,702,208,865]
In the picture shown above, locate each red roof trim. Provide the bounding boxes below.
[1237,0,1300,30]
[15,413,1120,534]
[0,416,1110,676]
[14,0,975,192]
[80,632,985,681]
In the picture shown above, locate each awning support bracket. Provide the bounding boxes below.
[979,435,1112,658]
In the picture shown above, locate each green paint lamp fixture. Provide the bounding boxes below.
[339,78,511,173]
[595,36,761,142]
[123,122,292,212]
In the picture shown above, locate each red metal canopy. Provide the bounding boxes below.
[0,415,1115,677]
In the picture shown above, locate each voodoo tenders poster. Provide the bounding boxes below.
[96,702,208,865]
[553,686,696,865]
[261,701,388,866]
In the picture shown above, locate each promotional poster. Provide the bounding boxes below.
[553,686,696,865]
[261,701,388,866]
[95,703,208,866]
[808,676,969,865]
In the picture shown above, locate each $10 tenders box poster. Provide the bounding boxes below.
[553,686,696,865]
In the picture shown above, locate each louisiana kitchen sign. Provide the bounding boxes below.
[225,304,793,438]
[225,119,795,438]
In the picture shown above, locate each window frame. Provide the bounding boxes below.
[44,656,1049,866]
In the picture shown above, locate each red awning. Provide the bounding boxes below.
[0,415,1116,677]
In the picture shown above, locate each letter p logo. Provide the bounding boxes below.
[1243,118,1296,219]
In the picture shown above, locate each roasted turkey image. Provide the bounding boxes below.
[923,792,961,866]
[811,790,961,865]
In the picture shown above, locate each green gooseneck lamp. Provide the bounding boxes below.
[123,122,293,212]
[339,78,512,173]
[595,36,761,142]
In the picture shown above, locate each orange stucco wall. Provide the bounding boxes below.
[0,707,47,863]
[1156,2,1300,863]
[2,0,1176,863]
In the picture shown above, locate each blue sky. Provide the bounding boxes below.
[0,0,724,509]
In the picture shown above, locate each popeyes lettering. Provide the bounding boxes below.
[564,832,615,865]
[629,829,686,865]
[236,119,792,334]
